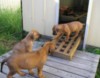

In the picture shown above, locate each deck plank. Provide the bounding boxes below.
[75,50,100,62]
[0,73,7,78]
[77,50,100,59]
[1,65,61,78]
[48,56,98,73]
[43,65,85,78]
[21,69,61,78]
[46,60,95,78]
[0,43,99,78]
[71,56,97,67]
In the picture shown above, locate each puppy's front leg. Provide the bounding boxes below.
[38,66,45,78]
[66,35,70,42]
[16,69,26,76]
[74,31,79,38]
[64,32,70,43]
[28,69,34,76]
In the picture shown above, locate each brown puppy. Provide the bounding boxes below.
[1,41,55,78]
[12,29,40,54]
[53,21,83,42]
[60,6,75,16]
[60,6,69,15]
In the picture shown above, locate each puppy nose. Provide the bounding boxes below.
[53,32,57,35]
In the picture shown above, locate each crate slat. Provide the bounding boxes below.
[52,33,82,60]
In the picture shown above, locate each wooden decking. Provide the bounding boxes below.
[0,41,100,78]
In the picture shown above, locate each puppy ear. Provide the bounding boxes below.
[29,33,34,40]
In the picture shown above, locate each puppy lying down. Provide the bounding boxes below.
[1,41,55,78]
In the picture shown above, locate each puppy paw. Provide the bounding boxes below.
[29,70,34,76]
[39,75,45,78]
[29,72,34,76]
[20,72,26,76]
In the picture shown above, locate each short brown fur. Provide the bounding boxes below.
[1,41,55,78]
[53,21,83,42]
[12,29,40,54]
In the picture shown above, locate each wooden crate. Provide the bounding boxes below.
[52,34,82,60]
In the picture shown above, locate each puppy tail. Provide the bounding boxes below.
[1,58,8,72]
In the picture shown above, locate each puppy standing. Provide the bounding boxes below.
[53,21,83,42]
[12,29,40,54]
[1,41,55,78]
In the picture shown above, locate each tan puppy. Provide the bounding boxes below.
[53,21,83,42]
[1,41,55,78]
[12,29,41,54]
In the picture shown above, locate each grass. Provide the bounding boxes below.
[86,46,100,54]
[0,8,22,55]
[86,46,100,78]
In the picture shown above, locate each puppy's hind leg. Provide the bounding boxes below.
[38,66,45,78]
[17,70,26,76]
[16,68,26,76]
[28,69,34,76]
[7,66,16,78]
[7,70,15,78]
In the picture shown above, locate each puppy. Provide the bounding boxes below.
[1,41,55,78]
[60,6,69,15]
[12,29,41,54]
[53,21,83,42]
[60,6,75,16]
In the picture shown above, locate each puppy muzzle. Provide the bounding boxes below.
[48,49,55,55]
[36,34,42,41]
[39,34,42,39]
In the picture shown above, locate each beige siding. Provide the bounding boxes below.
[22,0,58,36]
[86,0,100,47]
[45,0,58,36]
[22,0,33,32]
[22,0,45,34]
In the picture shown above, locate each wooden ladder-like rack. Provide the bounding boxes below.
[52,32,82,60]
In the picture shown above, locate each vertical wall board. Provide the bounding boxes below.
[22,0,33,32]
[32,0,45,34]
[45,0,58,36]
[22,0,58,36]
[86,0,100,47]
